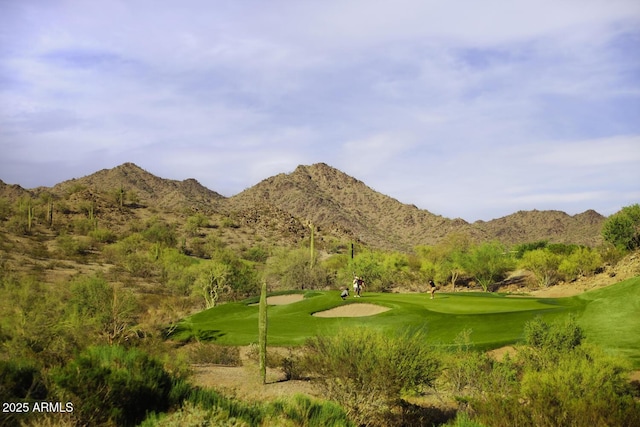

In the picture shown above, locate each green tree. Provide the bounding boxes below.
[266,247,328,290]
[192,260,231,309]
[602,204,640,251]
[346,249,386,291]
[460,241,513,292]
[520,248,561,287]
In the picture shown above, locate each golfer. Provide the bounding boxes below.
[429,280,436,299]
[356,277,365,297]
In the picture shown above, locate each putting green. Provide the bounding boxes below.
[172,277,640,367]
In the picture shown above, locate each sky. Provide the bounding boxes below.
[1,0,639,222]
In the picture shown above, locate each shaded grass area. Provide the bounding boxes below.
[172,278,640,367]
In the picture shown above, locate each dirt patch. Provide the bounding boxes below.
[190,346,319,402]
[191,364,318,402]
[312,303,390,318]
[487,345,518,361]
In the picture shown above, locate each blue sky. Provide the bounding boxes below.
[1,0,639,221]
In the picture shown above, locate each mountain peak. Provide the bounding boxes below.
[51,163,224,210]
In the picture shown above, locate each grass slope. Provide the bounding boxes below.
[573,277,640,366]
[173,277,640,367]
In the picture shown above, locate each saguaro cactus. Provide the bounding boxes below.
[259,279,268,384]
[27,201,34,233]
[309,222,315,269]
[118,184,125,208]
[47,198,53,227]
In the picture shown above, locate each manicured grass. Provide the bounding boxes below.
[172,277,640,367]
[572,277,640,367]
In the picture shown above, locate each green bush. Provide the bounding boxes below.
[303,327,440,427]
[51,346,176,426]
[519,248,561,287]
[269,394,355,427]
[463,317,640,427]
[558,246,602,281]
[0,360,47,401]
[89,227,118,244]
[142,219,177,247]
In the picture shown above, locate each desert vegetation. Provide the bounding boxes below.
[0,166,638,426]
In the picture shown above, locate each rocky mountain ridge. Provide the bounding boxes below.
[0,162,606,250]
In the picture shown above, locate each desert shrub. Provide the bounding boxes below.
[178,387,265,425]
[0,362,48,426]
[242,244,269,262]
[522,315,584,368]
[598,243,626,265]
[73,217,96,235]
[185,213,210,236]
[281,349,306,381]
[51,345,176,426]
[519,248,561,287]
[0,276,74,367]
[268,394,354,427]
[89,227,118,244]
[518,346,640,427]
[303,327,440,427]
[440,329,498,396]
[186,342,241,366]
[68,275,139,345]
[142,218,177,247]
[56,233,90,257]
[558,246,602,281]
[461,317,640,427]
[141,402,252,427]
[0,197,12,220]
[0,360,47,401]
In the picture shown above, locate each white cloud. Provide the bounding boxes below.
[1,0,639,221]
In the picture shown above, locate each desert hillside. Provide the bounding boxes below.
[1,162,605,250]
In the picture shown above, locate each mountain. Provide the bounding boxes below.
[50,162,225,212]
[1,162,606,250]
[228,163,467,249]
[471,209,605,248]
[229,163,604,249]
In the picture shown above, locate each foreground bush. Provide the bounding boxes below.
[455,317,640,427]
[51,345,177,426]
[303,327,440,426]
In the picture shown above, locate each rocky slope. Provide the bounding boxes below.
[1,162,606,250]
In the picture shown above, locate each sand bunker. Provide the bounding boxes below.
[313,303,390,318]
[267,294,304,305]
[249,294,305,306]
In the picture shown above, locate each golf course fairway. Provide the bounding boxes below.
[173,277,640,367]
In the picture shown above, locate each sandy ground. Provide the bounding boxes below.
[191,362,318,402]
